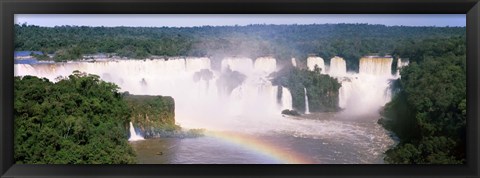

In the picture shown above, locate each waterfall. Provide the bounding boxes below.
[128,122,144,141]
[338,56,396,116]
[228,81,279,117]
[291,58,297,67]
[186,57,211,72]
[359,56,393,77]
[307,57,325,73]
[221,57,254,74]
[304,87,310,114]
[281,87,293,110]
[340,75,393,116]
[338,80,352,109]
[254,57,277,74]
[14,64,37,76]
[396,58,409,77]
[329,56,347,76]
[14,55,400,128]
[397,58,409,68]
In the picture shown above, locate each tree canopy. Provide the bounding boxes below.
[381,36,466,164]
[14,72,136,164]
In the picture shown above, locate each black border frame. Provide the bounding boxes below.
[1,0,479,177]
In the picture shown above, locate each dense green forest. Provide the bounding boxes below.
[14,71,136,164]
[15,24,464,71]
[380,35,466,164]
[271,66,341,112]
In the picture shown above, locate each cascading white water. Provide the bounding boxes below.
[329,56,347,76]
[281,87,293,110]
[186,57,211,72]
[338,79,352,109]
[359,56,393,76]
[307,57,325,73]
[339,75,392,116]
[14,55,400,132]
[304,87,310,114]
[15,54,399,114]
[397,58,409,69]
[395,58,409,77]
[15,55,399,119]
[221,57,254,74]
[228,80,279,117]
[338,56,396,117]
[254,57,277,74]
[128,122,145,141]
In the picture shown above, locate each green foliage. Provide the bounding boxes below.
[30,52,50,61]
[393,35,466,64]
[53,47,83,62]
[381,36,466,164]
[271,65,341,112]
[15,24,464,71]
[14,72,136,164]
[123,94,178,138]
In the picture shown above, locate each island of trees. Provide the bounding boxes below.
[271,66,341,113]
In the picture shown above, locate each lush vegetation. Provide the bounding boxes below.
[14,71,136,164]
[15,23,464,71]
[30,52,50,60]
[123,94,178,138]
[380,35,466,164]
[271,66,341,113]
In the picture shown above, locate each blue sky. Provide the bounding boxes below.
[15,14,466,27]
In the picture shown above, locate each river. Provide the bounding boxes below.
[130,112,396,164]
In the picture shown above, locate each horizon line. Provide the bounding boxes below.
[15,22,466,28]
[15,14,466,28]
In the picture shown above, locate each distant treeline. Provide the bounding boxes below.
[15,23,465,71]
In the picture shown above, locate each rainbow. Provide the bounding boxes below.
[204,131,316,164]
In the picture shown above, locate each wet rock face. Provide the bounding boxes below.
[281,109,301,116]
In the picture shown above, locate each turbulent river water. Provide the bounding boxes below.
[14,56,403,164]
